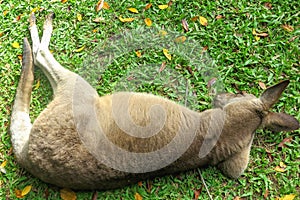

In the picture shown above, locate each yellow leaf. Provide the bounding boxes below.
[199,16,208,26]
[279,194,296,200]
[92,29,98,33]
[158,5,168,9]
[158,30,167,36]
[274,166,285,172]
[34,79,40,90]
[12,41,20,49]
[174,36,186,43]
[128,7,139,13]
[0,161,7,168]
[74,46,85,52]
[163,48,172,61]
[103,2,110,9]
[144,18,152,26]
[21,185,32,196]
[61,0,67,3]
[255,36,260,41]
[77,13,82,21]
[134,192,143,200]
[60,188,77,200]
[135,50,142,58]
[31,7,39,13]
[0,32,4,37]
[119,16,135,22]
[279,161,287,168]
[3,10,8,16]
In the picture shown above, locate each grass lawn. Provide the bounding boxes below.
[0,0,299,199]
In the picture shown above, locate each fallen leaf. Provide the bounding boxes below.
[93,17,105,23]
[191,16,199,21]
[278,137,293,148]
[12,41,20,49]
[144,3,152,10]
[3,10,8,16]
[282,24,294,32]
[233,197,240,200]
[74,46,85,52]
[174,36,186,43]
[34,79,40,90]
[199,16,208,26]
[255,36,260,41]
[216,15,224,19]
[159,62,166,72]
[194,186,203,199]
[181,19,189,32]
[61,0,67,3]
[279,194,296,200]
[144,18,152,26]
[207,77,217,88]
[103,2,110,9]
[163,48,172,61]
[138,181,143,186]
[119,16,135,22]
[264,2,272,9]
[0,32,3,37]
[264,189,269,199]
[168,0,173,6]
[159,30,167,36]
[15,189,23,198]
[77,13,82,21]
[202,46,208,51]
[135,50,142,58]
[279,161,286,168]
[258,81,266,89]
[274,166,285,172]
[15,15,22,21]
[21,185,32,196]
[92,29,98,33]
[31,7,40,13]
[128,7,139,13]
[60,188,77,200]
[158,5,168,10]
[134,192,143,200]
[0,160,7,174]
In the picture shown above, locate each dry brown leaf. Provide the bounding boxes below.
[15,189,23,198]
[138,181,143,186]
[163,48,172,61]
[144,18,152,26]
[191,16,199,21]
[119,16,135,22]
[233,197,240,200]
[199,16,208,26]
[279,194,296,200]
[12,41,20,48]
[258,81,267,89]
[144,3,152,10]
[158,5,168,10]
[181,19,189,32]
[0,32,3,37]
[134,192,143,200]
[216,15,224,19]
[194,186,203,199]
[128,7,139,13]
[174,36,186,43]
[264,189,269,199]
[96,0,104,11]
[159,62,166,72]
[92,191,98,200]
[60,188,77,200]
[278,137,293,148]
[168,0,173,7]
[282,24,294,32]
[264,2,272,9]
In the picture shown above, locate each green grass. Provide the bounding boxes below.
[0,0,299,199]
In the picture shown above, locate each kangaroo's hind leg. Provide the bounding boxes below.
[10,38,34,164]
[29,13,75,95]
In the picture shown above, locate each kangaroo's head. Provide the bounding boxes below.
[213,80,299,133]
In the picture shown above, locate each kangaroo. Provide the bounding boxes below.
[10,13,299,190]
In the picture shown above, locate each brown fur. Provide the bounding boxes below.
[10,13,299,190]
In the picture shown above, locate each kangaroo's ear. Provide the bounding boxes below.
[262,112,299,132]
[260,80,289,109]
